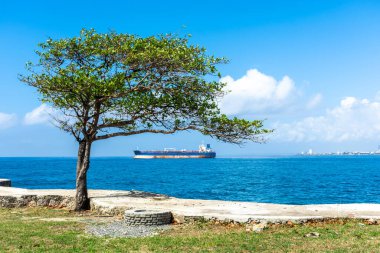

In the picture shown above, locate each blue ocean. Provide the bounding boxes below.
[1,156,379,205]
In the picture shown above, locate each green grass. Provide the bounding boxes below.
[1,207,380,252]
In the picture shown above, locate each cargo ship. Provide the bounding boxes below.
[133,144,216,159]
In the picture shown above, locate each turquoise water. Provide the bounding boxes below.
[0,156,379,204]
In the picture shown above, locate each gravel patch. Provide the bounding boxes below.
[86,221,171,238]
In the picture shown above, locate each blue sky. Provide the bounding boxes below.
[1,0,380,156]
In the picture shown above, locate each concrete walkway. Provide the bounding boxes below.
[1,186,380,222]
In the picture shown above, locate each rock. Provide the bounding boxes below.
[366,219,379,225]
[184,216,204,222]
[246,222,268,233]
[0,196,17,208]
[60,197,75,209]
[223,218,233,224]
[18,195,37,207]
[286,220,294,226]
[305,232,320,238]
[91,202,126,216]
[37,195,65,207]
[172,214,185,224]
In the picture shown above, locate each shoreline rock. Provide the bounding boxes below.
[0,195,74,209]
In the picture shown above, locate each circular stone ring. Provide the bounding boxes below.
[124,209,173,226]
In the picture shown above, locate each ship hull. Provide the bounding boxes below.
[134,150,216,159]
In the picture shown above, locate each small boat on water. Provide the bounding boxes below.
[134,144,216,159]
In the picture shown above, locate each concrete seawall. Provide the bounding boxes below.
[1,186,380,223]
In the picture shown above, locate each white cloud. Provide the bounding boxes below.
[219,69,297,115]
[24,104,55,125]
[0,112,17,129]
[307,93,322,109]
[275,96,380,142]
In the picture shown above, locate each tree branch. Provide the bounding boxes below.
[94,126,198,141]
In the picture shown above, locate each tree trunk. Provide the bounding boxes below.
[74,140,92,211]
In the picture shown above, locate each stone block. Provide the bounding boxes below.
[0,179,11,187]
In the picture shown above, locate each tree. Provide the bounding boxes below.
[20,29,272,211]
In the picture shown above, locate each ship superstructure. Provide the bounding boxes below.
[133,144,216,159]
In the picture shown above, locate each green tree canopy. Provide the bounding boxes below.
[20,29,271,210]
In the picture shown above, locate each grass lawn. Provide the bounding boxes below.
[0,207,380,252]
